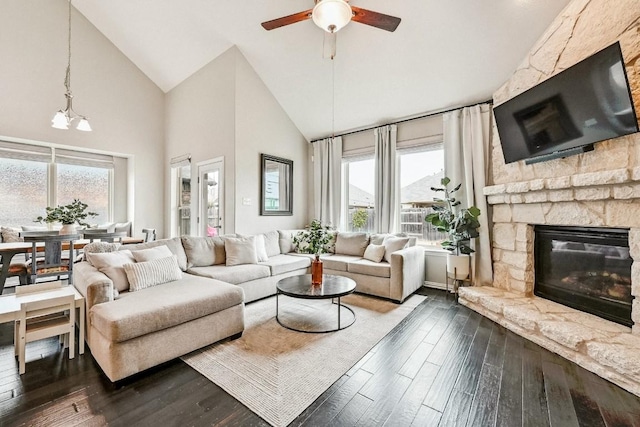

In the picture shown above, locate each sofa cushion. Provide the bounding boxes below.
[225,236,258,266]
[188,264,271,285]
[259,254,311,276]
[278,229,304,254]
[124,255,183,292]
[90,276,243,343]
[348,259,391,278]
[363,244,386,263]
[263,230,281,257]
[121,237,188,271]
[322,254,363,272]
[181,236,226,267]
[383,236,410,262]
[86,250,136,292]
[335,232,369,257]
[131,245,173,262]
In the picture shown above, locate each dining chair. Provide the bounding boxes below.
[16,293,75,374]
[22,234,80,285]
[82,231,127,243]
[142,228,157,243]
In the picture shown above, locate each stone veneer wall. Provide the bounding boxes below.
[456,0,640,397]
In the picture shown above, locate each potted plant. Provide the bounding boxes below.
[293,219,334,285]
[425,177,481,280]
[36,199,98,234]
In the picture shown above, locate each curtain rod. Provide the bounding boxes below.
[310,98,493,143]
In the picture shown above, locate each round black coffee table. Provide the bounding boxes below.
[276,274,356,333]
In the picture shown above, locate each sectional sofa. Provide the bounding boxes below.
[73,230,425,381]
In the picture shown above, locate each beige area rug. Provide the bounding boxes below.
[181,293,426,427]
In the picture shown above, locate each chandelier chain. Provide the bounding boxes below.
[64,0,72,93]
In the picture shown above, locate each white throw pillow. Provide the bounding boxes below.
[86,250,135,292]
[363,244,386,263]
[124,255,182,292]
[1,227,23,243]
[383,236,410,263]
[255,234,269,262]
[225,236,259,266]
[131,245,173,262]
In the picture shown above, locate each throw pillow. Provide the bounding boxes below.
[335,232,369,257]
[255,234,269,262]
[124,255,182,292]
[83,242,120,266]
[121,237,188,271]
[383,236,410,263]
[1,227,23,243]
[236,233,269,261]
[263,230,281,257]
[225,236,258,266]
[131,245,173,262]
[363,244,386,263]
[86,250,136,292]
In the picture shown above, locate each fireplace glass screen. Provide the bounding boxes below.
[534,226,632,326]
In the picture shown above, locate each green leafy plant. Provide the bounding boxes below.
[351,209,368,231]
[293,219,334,255]
[425,177,481,255]
[36,199,98,226]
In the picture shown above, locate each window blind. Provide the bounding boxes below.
[55,149,115,169]
[0,140,51,163]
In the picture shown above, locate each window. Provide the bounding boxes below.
[170,155,191,237]
[57,164,110,223]
[343,156,375,232]
[399,144,447,246]
[0,140,119,228]
[0,158,48,227]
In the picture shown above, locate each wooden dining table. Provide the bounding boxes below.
[0,237,144,295]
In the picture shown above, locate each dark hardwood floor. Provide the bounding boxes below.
[2,287,640,426]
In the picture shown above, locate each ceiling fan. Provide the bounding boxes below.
[261,0,401,33]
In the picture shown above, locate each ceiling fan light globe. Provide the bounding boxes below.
[312,0,352,33]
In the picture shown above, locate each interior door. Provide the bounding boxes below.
[198,159,224,237]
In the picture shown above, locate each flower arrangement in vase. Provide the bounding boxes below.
[293,219,334,285]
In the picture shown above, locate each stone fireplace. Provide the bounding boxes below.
[459,172,640,396]
[456,0,640,397]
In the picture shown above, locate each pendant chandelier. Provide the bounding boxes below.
[51,0,91,131]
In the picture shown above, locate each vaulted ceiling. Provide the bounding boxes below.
[73,0,572,140]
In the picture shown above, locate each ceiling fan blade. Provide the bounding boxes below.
[350,6,401,32]
[261,9,313,31]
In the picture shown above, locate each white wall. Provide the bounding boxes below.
[0,0,165,238]
[165,48,237,236]
[235,50,308,234]
[165,47,308,236]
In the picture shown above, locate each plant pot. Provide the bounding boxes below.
[447,253,470,280]
[311,255,323,285]
[59,224,76,235]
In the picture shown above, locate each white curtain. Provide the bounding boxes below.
[313,136,343,228]
[443,104,493,286]
[374,124,398,233]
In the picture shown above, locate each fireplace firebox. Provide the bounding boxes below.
[534,225,632,327]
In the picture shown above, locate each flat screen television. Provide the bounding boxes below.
[494,42,638,164]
